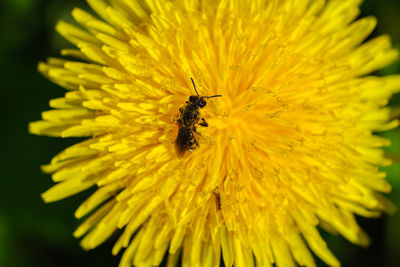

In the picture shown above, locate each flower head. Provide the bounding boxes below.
[30,0,399,266]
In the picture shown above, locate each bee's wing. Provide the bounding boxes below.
[175,127,188,158]
[175,127,199,158]
[175,140,187,158]
[175,143,187,158]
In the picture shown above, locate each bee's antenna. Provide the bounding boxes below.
[191,77,199,96]
[204,95,222,98]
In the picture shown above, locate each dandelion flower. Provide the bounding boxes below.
[30,0,400,266]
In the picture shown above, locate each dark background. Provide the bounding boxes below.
[0,0,399,266]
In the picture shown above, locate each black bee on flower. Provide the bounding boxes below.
[175,78,222,157]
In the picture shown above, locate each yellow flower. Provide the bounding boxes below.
[30,0,399,266]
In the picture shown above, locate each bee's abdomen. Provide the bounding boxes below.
[175,126,198,156]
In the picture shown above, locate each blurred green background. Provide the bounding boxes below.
[0,0,399,266]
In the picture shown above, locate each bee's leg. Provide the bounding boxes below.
[193,127,203,137]
[199,118,208,127]
[177,118,183,126]
[176,108,184,124]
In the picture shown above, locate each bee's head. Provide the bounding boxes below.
[189,95,207,108]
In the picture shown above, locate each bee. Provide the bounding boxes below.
[175,78,222,157]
